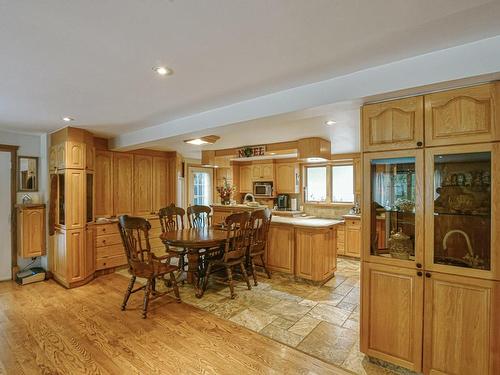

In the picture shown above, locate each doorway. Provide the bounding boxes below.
[188,167,213,206]
[0,151,12,280]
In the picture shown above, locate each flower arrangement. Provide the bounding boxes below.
[216,178,236,204]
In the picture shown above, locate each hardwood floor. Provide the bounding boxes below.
[0,274,350,375]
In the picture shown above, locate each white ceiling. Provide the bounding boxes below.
[1,0,500,140]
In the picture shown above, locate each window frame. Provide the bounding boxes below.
[304,164,329,203]
[302,160,356,206]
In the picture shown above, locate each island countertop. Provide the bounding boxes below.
[271,215,343,228]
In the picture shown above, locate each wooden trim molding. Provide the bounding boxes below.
[0,144,19,279]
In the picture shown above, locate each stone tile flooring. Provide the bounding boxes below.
[117,258,413,375]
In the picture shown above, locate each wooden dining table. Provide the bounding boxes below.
[160,227,229,298]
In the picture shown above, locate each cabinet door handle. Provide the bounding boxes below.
[425,272,432,278]
[416,141,423,147]
[416,263,422,268]
[417,271,423,277]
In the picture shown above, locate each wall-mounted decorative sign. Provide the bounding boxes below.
[238,145,266,158]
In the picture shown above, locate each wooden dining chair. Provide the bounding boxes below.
[117,215,180,319]
[248,208,272,285]
[187,205,211,229]
[158,204,187,273]
[202,211,252,299]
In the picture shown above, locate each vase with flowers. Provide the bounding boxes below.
[217,178,236,205]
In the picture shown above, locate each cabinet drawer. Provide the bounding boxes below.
[96,233,122,248]
[96,223,119,236]
[96,244,124,258]
[96,255,127,270]
[148,218,161,229]
[346,220,360,228]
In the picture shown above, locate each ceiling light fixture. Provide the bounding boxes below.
[325,120,337,126]
[62,116,74,122]
[153,66,172,76]
[184,135,220,146]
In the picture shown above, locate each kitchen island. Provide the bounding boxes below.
[266,216,343,283]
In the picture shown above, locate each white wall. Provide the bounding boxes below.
[0,129,48,271]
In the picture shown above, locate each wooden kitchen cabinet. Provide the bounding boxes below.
[353,157,361,196]
[336,224,345,255]
[86,145,95,171]
[275,163,299,194]
[362,96,424,152]
[424,83,500,147]
[212,210,230,226]
[423,272,500,375]
[65,141,86,169]
[133,155,153,216]
[252,163,274,180]
[17,205,46,257]
[239,165,253,193]
[49,146,57,171]
[361,262,424,372]
[266,224,294,273]
[345,218,361,258]
[295,227,336,281]
[152,156,168,213]
[56,143,66,169]
[113,153,133,216]
[95,150,113,218]
[64,169,85,230]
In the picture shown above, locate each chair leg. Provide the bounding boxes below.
[201,263,212,297]
[121,276,136,311]
[142,279,153,319]
[226,266,235,299]
[169,272,181,302]
[240,261,252,290]
[250,257,258,286]
[260,254,271,279]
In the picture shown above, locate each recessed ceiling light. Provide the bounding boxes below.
[153,66,172,76]
[184,135,220,146]
[325,120,337,126]
[62,117,74,122]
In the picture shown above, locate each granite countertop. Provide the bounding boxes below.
[271,215,343,228]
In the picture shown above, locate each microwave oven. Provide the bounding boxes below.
[254,182,273,197]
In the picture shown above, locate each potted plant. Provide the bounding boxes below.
[216,178,236,205]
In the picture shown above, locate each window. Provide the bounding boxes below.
[332,165,354,203]
[189,167,212,206]
[305,166,327,202]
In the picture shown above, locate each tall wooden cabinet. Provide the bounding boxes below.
[49,127,95,288]
[361,81,500,375]
[113,153,133,216]
[95,150,113,217]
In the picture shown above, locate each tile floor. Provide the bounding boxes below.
[117,258,416,375]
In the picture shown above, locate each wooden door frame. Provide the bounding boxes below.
[0,144,19,279]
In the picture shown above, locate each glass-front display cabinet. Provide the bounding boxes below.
[425,144,499,280]
[362,150,424,268]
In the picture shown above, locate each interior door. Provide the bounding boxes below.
[0,152,12,280]
[188,167,213,206]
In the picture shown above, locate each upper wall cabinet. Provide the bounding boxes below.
[362,96,424,152]
[424,83,499,147]
[252,163,274,181]
[239,165,252,193]
[276,163,299,194]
